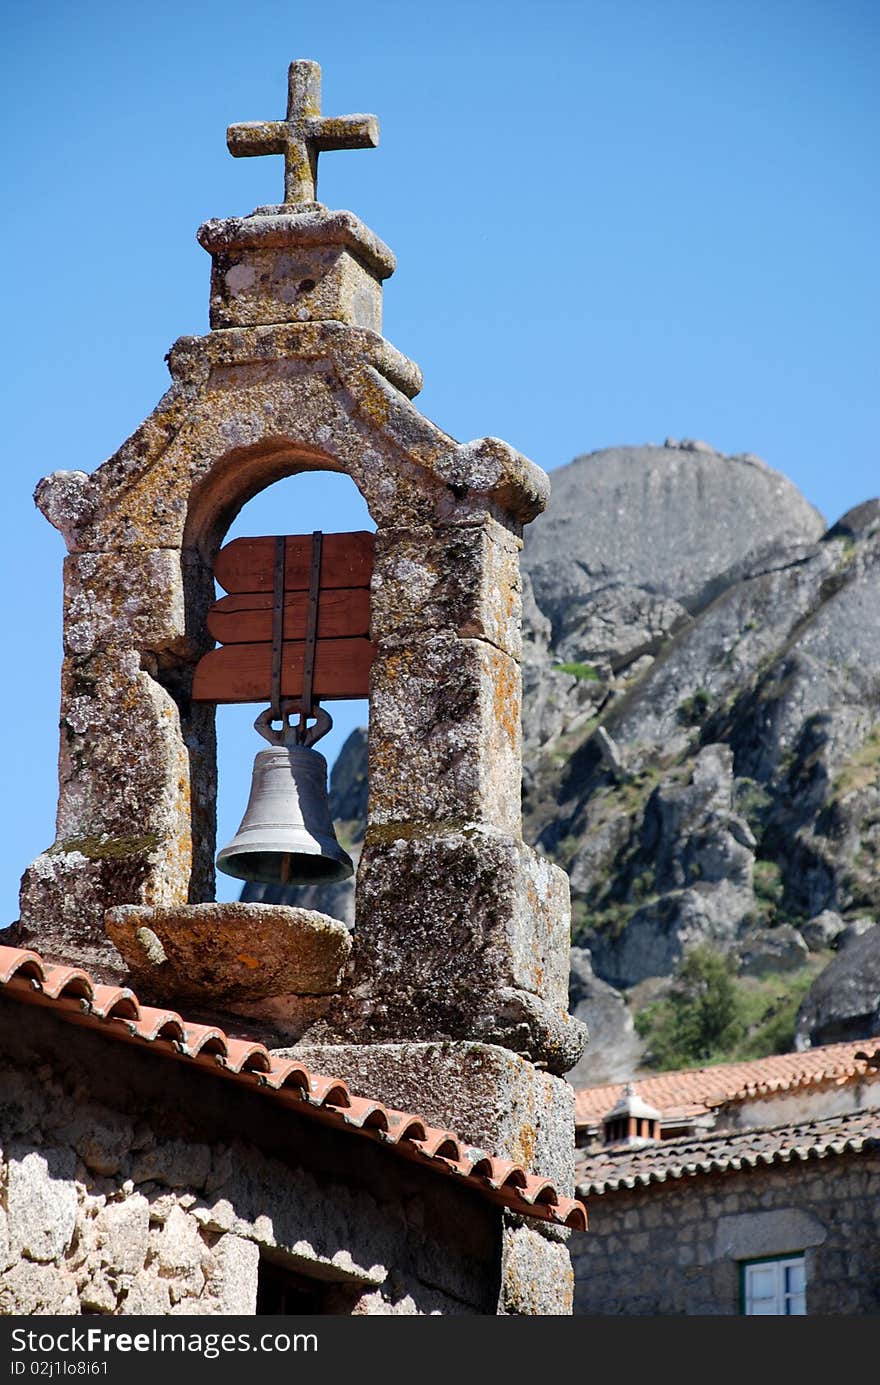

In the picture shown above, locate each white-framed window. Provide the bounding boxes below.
[741,1255,806,1315]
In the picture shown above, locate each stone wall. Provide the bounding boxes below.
[0,1004,505,1316]
[572,1156,880,1315]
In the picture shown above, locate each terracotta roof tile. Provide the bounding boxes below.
[576,1108,880,1195]
[573,1040,880,1125]
[0,945,586,1232]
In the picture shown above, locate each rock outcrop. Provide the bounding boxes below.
[567,947,643,1086]
[795,925,880,1048]
[524,449,880,1005]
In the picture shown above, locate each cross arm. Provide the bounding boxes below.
[227,121,290,158]
[311,114,379,152]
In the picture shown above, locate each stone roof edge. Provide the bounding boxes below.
[576,1114,880,1197]
[0,946,587,1232]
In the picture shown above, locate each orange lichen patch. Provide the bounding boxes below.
[517,1123,538,1170]
[236,954,261,970]
[491,650,520,750]
[350,367,391,430]
[0,945,587,1232]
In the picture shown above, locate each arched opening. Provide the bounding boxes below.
[204,467,374,925]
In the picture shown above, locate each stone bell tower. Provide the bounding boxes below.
[17,61,586,1313]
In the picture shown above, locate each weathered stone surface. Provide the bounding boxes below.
[556,583,689,671]
[317,830,583,1070]
[801,910,847,951]
[525,443,825,634]
[130,1139,212,1191]
[566,947,644,1086]
[839,918,877,948]
[825,498,880,543]
[510,434,880,1029]
[499,1222,574,1315]
[355,832,570,1007]
[735,924,809,976]
[432,436,550,528]
[371,519,522,659]
[0,1206,11,1273]
[205,1232,260,1314]
[589,889,731,989]
[7,1147,78,1262]
[63,550,187,658]
[573,1155,878,1315]
[34,329,538,555]
[577,745,757,988]
[714,1206,826,1259]
[105,902,351,1001]
[289,1041,575,1190]
[555,533,879,971]
[192,1140,394,1285]
[56,1105,134,1177]
[120,1272,173,1315]
[200,209,392,334]
[94,1196,150,1275]
[0,1001,513,1317]
[795,924,880,1048]
[153,1205,208,1297]
[18,647,195,977]
[0,1260,80,1315]
[369,634,521,834]
[80,1269,118,1314]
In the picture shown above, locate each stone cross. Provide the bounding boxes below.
[227,60,379,206]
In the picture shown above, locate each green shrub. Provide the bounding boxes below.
[676,688,711,726]
[638,945,744,1068]
[554,661,601,682]
[634,947,825,1071]
[734,777,772,833]
[753,860,785,924]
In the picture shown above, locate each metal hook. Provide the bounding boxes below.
[254,700,332,749]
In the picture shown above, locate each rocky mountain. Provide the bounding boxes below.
[247,439,880,1081]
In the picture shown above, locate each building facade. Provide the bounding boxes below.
[572,1042,880,1315]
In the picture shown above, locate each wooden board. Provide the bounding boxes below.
[214,531,374,595]
[192,637,375,704]
[207,588,371,645]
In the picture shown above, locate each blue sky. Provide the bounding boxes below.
[2,0,877,921]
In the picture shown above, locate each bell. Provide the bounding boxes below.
[217,706,354,887]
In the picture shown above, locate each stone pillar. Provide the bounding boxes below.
[313,512,586,1076]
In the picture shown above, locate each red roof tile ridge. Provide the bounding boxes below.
[0,945,588,1233]
[573,1038,880,1123]
[90,985,140,1021]
[39,964,93,1001]
[0,945,45,985]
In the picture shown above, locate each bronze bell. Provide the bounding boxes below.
[217,704,354,887]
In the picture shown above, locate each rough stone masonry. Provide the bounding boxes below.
[8,61,586,1313]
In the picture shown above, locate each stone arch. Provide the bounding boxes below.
[177,435,388,912]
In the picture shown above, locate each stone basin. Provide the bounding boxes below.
[104,902,351,1004]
